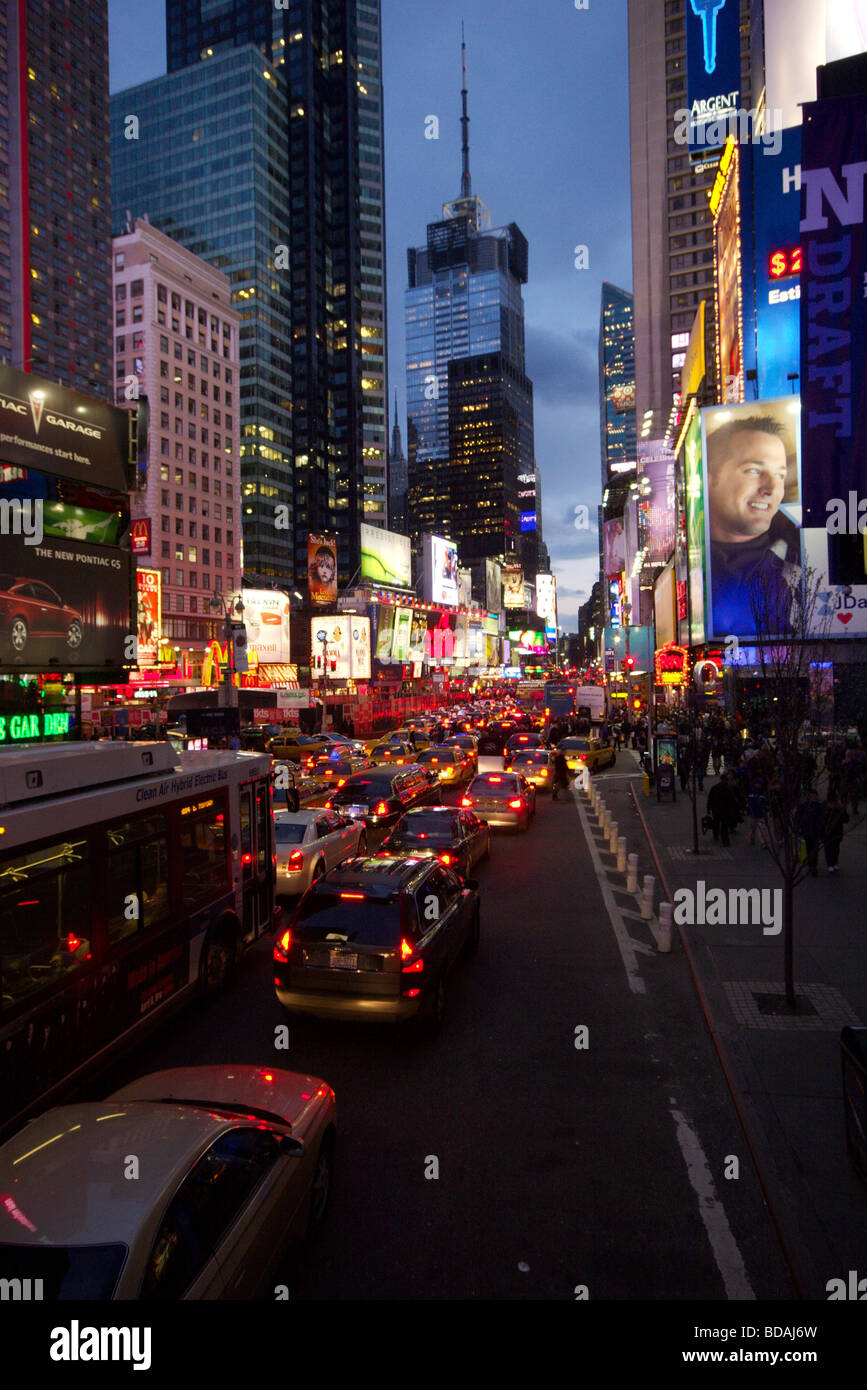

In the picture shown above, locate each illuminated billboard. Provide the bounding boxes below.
[230,589,291,664]
[637,441,677,565]
[421,534,459,606]
[0,363,130,491]
[391,608,413,662]
[683,411,707,646]
[684,0,742,161]
[374,604,394,660]
[745,125,802,401]
[360,522,412,590]
[535,573,557,634]
[308,533,337,605]
[136,568,161,667]
[712,139,742,403]
[700,398,802,639]
[501,564,524,608]
[311,615,370,680]
[485,558,501,613]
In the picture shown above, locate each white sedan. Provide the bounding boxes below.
[275,807,368,895]
[0,1065,336,1300]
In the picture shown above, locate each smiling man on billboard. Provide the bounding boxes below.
[705,409,801,635]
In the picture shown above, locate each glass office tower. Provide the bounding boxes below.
[599,282,637,488]
[110,48,293,579]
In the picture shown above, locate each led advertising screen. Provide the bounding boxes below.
[230,589,291,664]
[131,517,151,556]
[408,609,428,662]
[603,517,626,577]
[391,607,413,661]
[700,398,802,639]
[374,604,395,660]
[349,616,371,680]
[311,616,350,679]
[745,125,802,401]
[360,522,412,590]
[683,411,707,646]
[535,573,557,635]
[485,558,501,613]
[422,534,460,606]
[0,533,132,672]
[713,142,742,402]
[308,533,337,605]
[501,564,524,608]
[136,568,161,667]
[637,441,677,565]
[0,363,130,491]
[684,0,742,161]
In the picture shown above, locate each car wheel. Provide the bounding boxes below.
[198,923,236,995]
[306,1132,335,1235]
[464,906,480,959]
[10,617,28,653]
[66,620,83,650]
[357,832,368,854]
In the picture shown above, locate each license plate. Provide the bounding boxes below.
[332,951,358,970]
[346,806,366,817]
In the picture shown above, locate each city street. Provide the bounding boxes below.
[84,754,793,1301]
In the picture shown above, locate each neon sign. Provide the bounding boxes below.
[768,247,801,281]
[0,711,72,743]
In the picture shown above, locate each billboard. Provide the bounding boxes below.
[391,607,413,661]
[747,125,803,400]
[684,0,742,161]
[701,398,802,639]
[0,533,132,672]
[485,558,501,613]
[374,604,395,660]
[800,96,867,528]
[408,609,428,662]
[308,533,337,605]
[421,534,460,606]
[712,140,742,402]
[603,518,626,577]
[502,564,524,608]
[520,511,537,532]
[0,363,129,491]
[311,615,369,680]
[136,568,161,667]
[231,589,291,664]
[457,567,472,607]
[637,441,677,564]
[360,522,412,590]
[535,573,557,633]
[655,562,676,649]
[131,517,151,556]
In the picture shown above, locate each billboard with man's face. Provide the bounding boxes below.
[701,398,802,639]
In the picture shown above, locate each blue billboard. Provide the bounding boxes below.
[685,0,742,161]
[743,126,802,400]
[520,510,537,532]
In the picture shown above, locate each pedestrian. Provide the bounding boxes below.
[706,772,739,846]
[228,732,242,750]
[613,722,622,752]
[552,749,570,801]
[746,778,768,846]
[823,791,849,874]
[796,788,825,877]
[677,733,692,793]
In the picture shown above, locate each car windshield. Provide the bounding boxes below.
[294,893,403,946]
[275,822,307,844]
[0,1243,127,1300]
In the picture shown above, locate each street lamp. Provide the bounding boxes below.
[209,590,245,711]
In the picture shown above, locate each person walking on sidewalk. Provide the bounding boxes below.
[551,749,570,801]
[796,788,825,877]
[823,791,849,874]
[746,778,768,846]
[707,772,739,846]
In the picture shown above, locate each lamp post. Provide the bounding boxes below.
[209,590,244,716]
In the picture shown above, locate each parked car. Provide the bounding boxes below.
[275,807,368,895]
[0,575,83,656]
[273,855,480,1030]
[0,1065,336,1299]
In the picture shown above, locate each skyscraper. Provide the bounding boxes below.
[388,391,407,534]
[1,0,112,397]
[599,282,637,487]
[163,0,388,583]
[405,38,536,568]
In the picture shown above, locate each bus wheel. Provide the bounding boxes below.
[199,922,237,995]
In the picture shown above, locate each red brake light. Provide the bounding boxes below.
[288,849,304,869]
[439,853,452,865]
[375,801,389,815]
[324,801,333,809]
[509,798,522,809]
[460,796,472,807]
[241,852,253,864]
[65,933,82,953]
[400,937,415,961]
[396,759,405,764]
[273,928,292,963]
[340,892,365,900]
[337,778,346,787]
[402,958,424,974]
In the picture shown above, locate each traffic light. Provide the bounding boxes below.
[620,657,634,672]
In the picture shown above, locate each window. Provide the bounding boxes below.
[105,814,170,946]
[179,796,228,907]
[0,836,90,1007]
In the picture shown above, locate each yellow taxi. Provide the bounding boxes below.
[414,744,474,785]
[556,735,616,774]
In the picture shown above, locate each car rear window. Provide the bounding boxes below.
[471,774,519,791]
[512,751,549,764]
[294,893,403,946]
[275,822,306,844]
[418,747,459,763]
[0,1242,127,1300]
[392,813,460,843]
[331,776,393,803]
[560,740,591,751]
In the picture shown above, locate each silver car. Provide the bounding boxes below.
[0,1065,336,1300]
[275,807,368,895]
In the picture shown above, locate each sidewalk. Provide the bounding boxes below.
[629,759,867,1298]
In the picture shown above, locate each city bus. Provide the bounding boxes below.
[0,741,277,1137]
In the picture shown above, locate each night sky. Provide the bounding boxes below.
[108,0,632,631]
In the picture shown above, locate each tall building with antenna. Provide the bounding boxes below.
[388,389,408,534]
[404,33,538,578]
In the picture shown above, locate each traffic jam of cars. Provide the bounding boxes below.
[0,699,615,1301]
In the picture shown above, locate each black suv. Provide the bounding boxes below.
[273,855,481,1031]
[326,765,440,828]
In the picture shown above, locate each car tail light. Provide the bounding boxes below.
[505,765,513,772]
[540,769,548,777]
[288,849,303,871]
[399,937,415,961]
[402,957,424,974]
[460,796,472,807]
[509,798,522,809]
[340,892,365,899]
[324,801,333,809]
[489,775,502,783]
[439,853,453,865]
[396,758,405,764]
[241,852,253,864]
[337,778,346,787]
[273,929,292,963]
[375,801,389,815]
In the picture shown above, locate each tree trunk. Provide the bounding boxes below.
[784,865,796,1010]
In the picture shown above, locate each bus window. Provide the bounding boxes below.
[256,784,268,875]
[240,789,252,881]
[179,798,229,908]
[0,837,90,1010]
[105,814,171,945]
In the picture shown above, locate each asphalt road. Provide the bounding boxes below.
[89,752,795,1301]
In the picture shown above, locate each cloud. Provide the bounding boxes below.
[525,323,598,407]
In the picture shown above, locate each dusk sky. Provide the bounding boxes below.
[108,0,633,631]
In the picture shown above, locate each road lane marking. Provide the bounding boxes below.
[574,789,646,995]
[669,1100,756,1300]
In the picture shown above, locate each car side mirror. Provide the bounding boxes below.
[278,1134,305,1158]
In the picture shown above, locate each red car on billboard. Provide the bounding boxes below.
[0,574,84,656]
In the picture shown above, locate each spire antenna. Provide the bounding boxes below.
[460,23,471,200]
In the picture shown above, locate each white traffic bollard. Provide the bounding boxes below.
[609,819,619,853]
[626,853,639,893]
[640,874,655,920]
[601,808,611,837]
[617,836,627,873]
[658,902,673,953]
